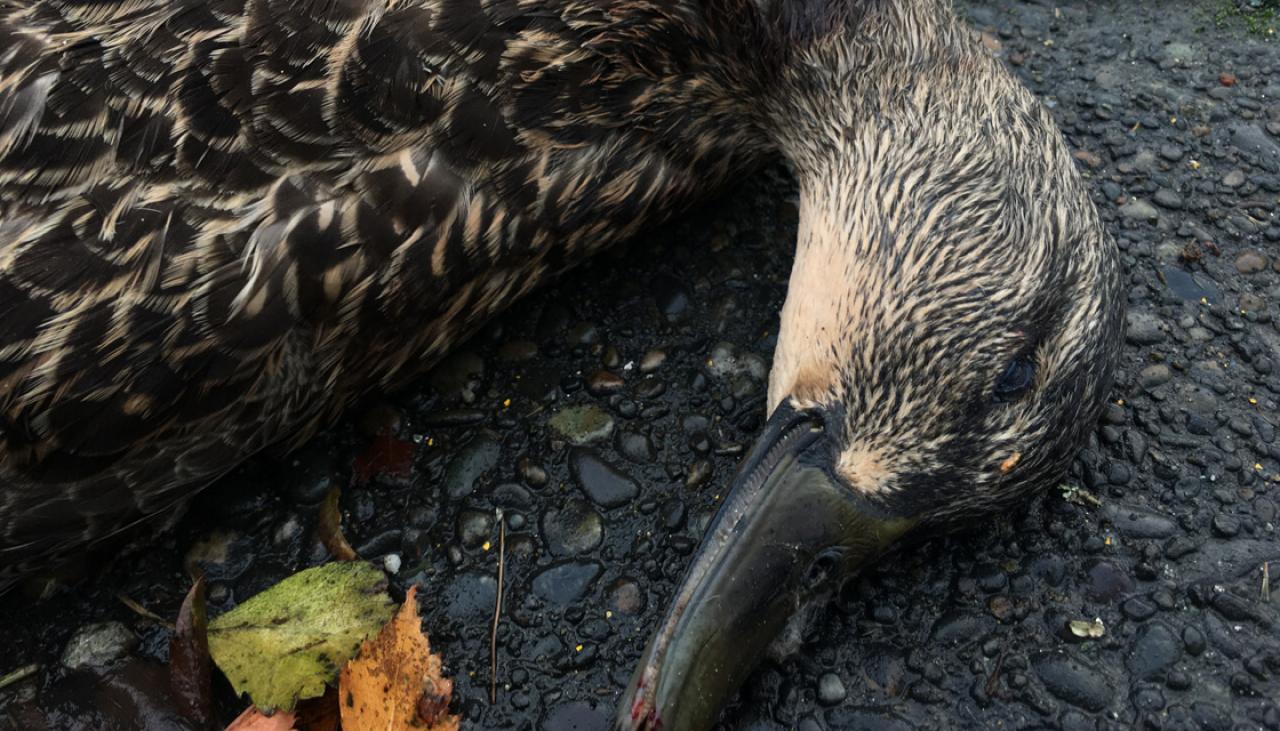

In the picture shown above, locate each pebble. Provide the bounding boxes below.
[1153,188,1183,209]
[586,370,625,395]
[1119,198,1159,222]
[817,673,847,705]
[1086,560,1134,601]
[443,436,500,499]
[1211,513,1241,537]
[1234,250,1269,274]
[519,457,548,487]
[639,349,667,373]
[1031,651,1113,712]
[549,405,615,445]
[1126,623,1181,680]
[607,577,646,615]
[61,622,137,672]
[685,459,714,488]
[1139,364,1172,389]
[930,612,993,645]
[615,430,656,463]
[706,342,768,382]
[442,573,498,620]
[456,509,493,548]
[1182,627,1207,656]
[570,449,639,508]
[383,554,402,574]
[541,499,604,556]
[1125,312,1166,345]
[1107,505,1177,539]
[532,561,602,605]
[1122,596,1158,621]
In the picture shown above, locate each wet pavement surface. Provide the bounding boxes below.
[3,2,1280,729]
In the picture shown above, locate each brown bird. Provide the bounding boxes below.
[0,0,1122,727]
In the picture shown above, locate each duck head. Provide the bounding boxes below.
[617,1,1124,729]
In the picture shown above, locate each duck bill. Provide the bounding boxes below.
[616,404,917,731]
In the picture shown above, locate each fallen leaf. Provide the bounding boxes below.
[226,706,297,731]
[353,430,415,485]
[208,562,396,713]
[317,486,359,562]
[339,586,458,731]
[1068,617,1106,639]
[170,577,212,727]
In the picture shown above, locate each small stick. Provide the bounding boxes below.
[1263,562,1271,603]
[0,664,39,691]
[116,593,175,630]
[490,508,506,704]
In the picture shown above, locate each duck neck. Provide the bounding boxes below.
[763,0,983,178]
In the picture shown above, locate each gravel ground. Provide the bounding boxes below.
[3,2,1280,730]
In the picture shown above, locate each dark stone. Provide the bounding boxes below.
[1031,651,1114,712]
[570,449,639,508]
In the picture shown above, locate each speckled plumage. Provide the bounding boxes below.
[0,0,1121,603]
[0,0,777,582]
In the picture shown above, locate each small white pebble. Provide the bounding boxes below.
[383,553,402,574]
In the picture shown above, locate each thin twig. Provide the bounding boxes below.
[1264,561,1271,603]
[0,664,39,691]
[116,593,175,630]
[490,508,506,704]
[984,646,1009,699]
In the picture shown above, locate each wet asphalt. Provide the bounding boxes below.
[2,1,1280,730]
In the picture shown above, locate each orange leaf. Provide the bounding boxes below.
[226,706,297,731]
[338,586,458,731]
[317,486,359,562]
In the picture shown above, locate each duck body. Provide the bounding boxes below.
[0,0,778,580]
[1,1,1124,728]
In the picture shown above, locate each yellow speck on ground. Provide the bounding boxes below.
[482,541,491,551]
[1249,397,1258,405]
[502,398,511,408]
[575,644,584,652]
[606,611,613,619]
[1189,160,1200,169]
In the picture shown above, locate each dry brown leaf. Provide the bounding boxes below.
[226,706,297,731]
[317,486,359,562]
[339,586,458,731]
[170,577,212,726]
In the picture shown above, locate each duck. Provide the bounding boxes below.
[0,0,1122,727]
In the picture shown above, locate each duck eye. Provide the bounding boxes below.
[994,356,1037,401]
